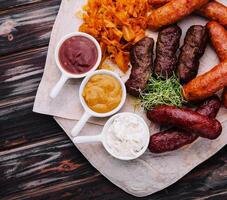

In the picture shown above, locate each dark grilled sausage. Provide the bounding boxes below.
[149,129,198,153]
[125,37,154,97]
[147,105,222,139]
[177,25,208,84]
[149,95,221,153]
[154,25,182,78]
[196,95,221,118]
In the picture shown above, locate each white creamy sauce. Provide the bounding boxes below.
[105,115,147,158]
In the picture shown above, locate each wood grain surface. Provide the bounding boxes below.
[1,0,227,199]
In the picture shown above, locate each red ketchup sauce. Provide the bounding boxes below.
[59,36,98,74]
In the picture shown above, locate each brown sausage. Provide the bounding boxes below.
[148,0,209,30]
[154,25,182,78]
[177,25,208,84]
[125,37,154,97]
[147,105,222,139]
[149,95,221,153]
[183,60,227,101]
[198,1,227,28]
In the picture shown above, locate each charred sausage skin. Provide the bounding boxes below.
[177,25,208,84]
[125,37,154,97]
[154,25,182,78]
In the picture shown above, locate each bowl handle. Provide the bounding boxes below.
[73,134,102,144]
[71,111,91,137]
[50,74,68,98]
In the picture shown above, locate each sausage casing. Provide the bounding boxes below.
[147,105,222,139]
[183,61,227,101]
[125,37,154,97]
[177,25,208,84]
[154,25,182,78]
[149,95,221,153]
[207,21,227,61]
[198,1,227,28]
[148,0,209,30]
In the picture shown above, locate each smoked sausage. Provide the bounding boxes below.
[148,0,209,30]
[147,105,222,139]
[149,95,221,153]
[198,1,227,28]
[183,61,227,101]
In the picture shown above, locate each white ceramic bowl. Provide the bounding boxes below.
[50,32,102,98]
[73,112,150,161]
[71,69,127,137]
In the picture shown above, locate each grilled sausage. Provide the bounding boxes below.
[125,37,154,97]
[148,0,227,28]
[198,1,227,28]
[207,21,227,108]
[177,25,208,84]
[154,25,182,78]
[149,95,221,153]
[147,105,222,139]
[148,0,209,30]
[183,60,227,101]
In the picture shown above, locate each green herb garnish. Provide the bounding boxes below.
[140,74,184,110]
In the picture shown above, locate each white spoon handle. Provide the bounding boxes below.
[73,134,102,144]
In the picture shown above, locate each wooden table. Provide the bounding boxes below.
[1,1,227,199]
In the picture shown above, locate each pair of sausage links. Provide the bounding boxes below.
[147,105,222,139]
[154,25,182,78]
[149,95,221,153]
[148,0,209,30]
[177,25,208,84]
[125,37,154,97]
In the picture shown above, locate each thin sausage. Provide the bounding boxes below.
[207,21,227,61]
[147,105,222,139]
[148,0,209,30]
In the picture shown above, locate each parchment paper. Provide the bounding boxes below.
[33,0,227,197]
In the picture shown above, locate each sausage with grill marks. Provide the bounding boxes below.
[125,37,154,97]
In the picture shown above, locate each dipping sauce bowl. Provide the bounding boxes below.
[73,112,150,160]
[50,32,102,98]
[70,69,126,137]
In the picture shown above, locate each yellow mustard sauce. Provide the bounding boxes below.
[82,74,122,113]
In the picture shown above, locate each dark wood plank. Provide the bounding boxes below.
[0,0,60,56]
[0,46,62,151]
[1,133,227,200]
[0,0,44,11]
